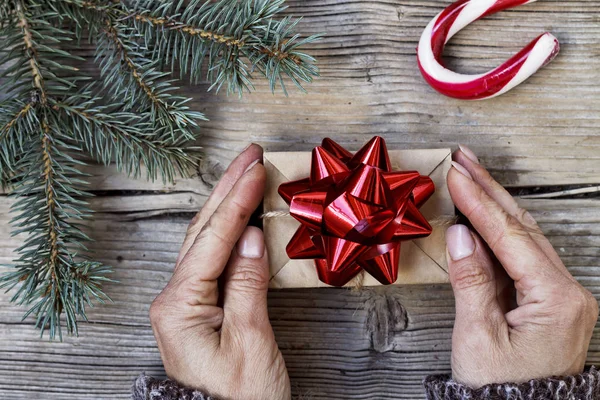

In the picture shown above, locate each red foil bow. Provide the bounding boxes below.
[278,137,435,287]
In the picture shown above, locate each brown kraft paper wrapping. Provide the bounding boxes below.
[263,148,455,288]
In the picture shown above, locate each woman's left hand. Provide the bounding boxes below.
[149,144,291,400]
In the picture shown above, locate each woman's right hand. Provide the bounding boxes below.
[445,145,599,388]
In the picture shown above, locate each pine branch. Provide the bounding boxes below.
[246,16,320,95]
[128,0,322,95]
[3,114,111,339]
[0,0,112,339]
[16,1,47,104]
[0,0,320,339]
[2,102,33,132]
[43,0,206,143]
[1,1,82,101]
[50,91,200,182]
[132,11,245,48]
[0,101,37,186]
[97,20,206,143]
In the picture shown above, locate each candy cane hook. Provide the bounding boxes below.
[417,0,560,100]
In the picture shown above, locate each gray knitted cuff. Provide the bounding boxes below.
[423,366,600,400]
[132,373,218,400]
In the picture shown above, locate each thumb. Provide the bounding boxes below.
[446,224,504,327]
[222,226,271,331]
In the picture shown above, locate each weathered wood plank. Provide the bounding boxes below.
[191,0,600,187]
[1,0,600,398]
[46,0,599,190]
[0,197,598,399]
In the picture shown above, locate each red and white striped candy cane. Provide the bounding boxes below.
[417,0,560,100]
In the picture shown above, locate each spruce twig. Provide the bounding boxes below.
[0,0,320,339]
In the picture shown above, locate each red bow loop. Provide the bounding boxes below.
[279,137,435,286]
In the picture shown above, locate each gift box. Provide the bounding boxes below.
[263,139,455,288]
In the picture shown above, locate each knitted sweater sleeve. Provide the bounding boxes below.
[423,367,600,400]
[132,374,218,400]
[132,368,600,400]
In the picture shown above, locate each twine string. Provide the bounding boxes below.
[260,210,290,219]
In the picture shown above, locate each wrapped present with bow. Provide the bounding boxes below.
[263,137,455,288]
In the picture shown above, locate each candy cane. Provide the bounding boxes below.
[417,0,560,100]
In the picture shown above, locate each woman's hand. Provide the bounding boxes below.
[446,146,599,388]
[149,144,291,400]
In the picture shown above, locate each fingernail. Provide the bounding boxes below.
[244,159,260,174]
[242,143,252,152]
[446,224,475,261]
[451,161,473,180]
[458,144,479,164]
[237,227,265,259]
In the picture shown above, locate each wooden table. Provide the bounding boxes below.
[1,0,599,398]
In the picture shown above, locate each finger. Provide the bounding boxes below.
[447,164,557,286]
[506,279,598,330]
[453,147,530,225]
[175,144,263,268]
[175,162,266,287]
[446,224,506,328]
[221,227,272,334]
[493,260,517,315]
[453,146,569,276]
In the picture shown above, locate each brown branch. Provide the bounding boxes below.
[80,0,114,12]
[76,1,243,47]
[15,1,47,105]
[51,101,186,162]
[100,19,189,130]
[0,102,32,136]
[259,42,302,65]
[134,14,244,47]
[41,120,58,280]
[53,101,138,141]
[102,20,161,105]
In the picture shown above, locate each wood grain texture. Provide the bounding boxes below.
[1,196,599,399]
[62,0,600,190]
[1,0,600,398]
